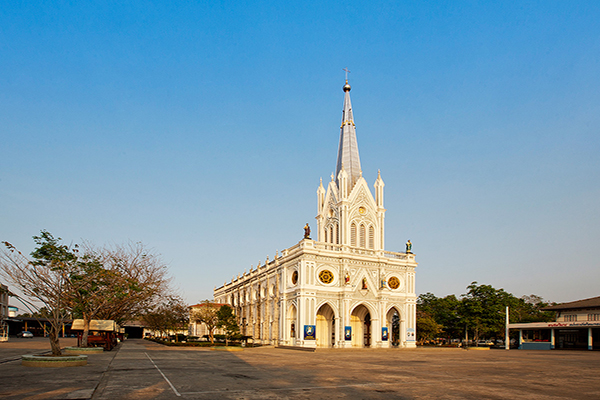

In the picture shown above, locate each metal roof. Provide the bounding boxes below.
[542,296,600,311]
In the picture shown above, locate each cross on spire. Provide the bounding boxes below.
[343,67,350,81]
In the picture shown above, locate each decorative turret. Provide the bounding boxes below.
[317,178,325,214]
[374,170,384,208]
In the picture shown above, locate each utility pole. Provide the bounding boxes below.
[505,306,510,350]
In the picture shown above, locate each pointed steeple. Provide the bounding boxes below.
[335,79,362,190]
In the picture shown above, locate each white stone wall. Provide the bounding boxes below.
[215,239,417,348]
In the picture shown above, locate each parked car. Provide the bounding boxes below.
[477,340,494,346]
[17,331,33,338]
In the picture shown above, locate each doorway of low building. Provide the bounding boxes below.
[316,303,336,347]
[350,304,372,347]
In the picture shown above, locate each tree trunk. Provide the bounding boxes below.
[81,317,90,347]
[49,325,62,356]
[209,328,214,344]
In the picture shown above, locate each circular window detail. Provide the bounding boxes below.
[358,206,366,215]
[319,270,334,284]
[291,271,298,285]
[388,276,400,289]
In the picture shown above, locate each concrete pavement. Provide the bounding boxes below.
[1,338,599,399]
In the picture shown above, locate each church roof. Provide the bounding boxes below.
[335,80,362,189]
[542,296,600,311]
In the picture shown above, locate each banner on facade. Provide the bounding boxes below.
[304,325,316,340]
[344,326,352,341]
[407,328,415,341]
[382,327,388,341]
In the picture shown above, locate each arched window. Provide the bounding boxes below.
[324,228,329,243]
[359,224,366,248]
[351,223,357,247]
[329,226,334,244]
[369,226,375,249]
[336,223,340,244]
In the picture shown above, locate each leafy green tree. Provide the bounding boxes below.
[418,293,462,340]
[1,231,77,356]
[512,295,556,323]
[416,313,442,344]
[216,305,239,345]
[460,282,512,341]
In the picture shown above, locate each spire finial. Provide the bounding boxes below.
[342,68,351,91]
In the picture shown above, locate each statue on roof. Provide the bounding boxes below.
[304,223,311,239]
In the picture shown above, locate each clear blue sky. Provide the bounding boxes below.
[1,1,599,304]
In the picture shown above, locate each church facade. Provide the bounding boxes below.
[214,80,417,348]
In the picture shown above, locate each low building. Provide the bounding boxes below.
[509,296,600,350]
[0,283,8,321]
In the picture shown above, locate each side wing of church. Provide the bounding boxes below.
[214,80,417,348]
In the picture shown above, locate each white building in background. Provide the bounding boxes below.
[214,79,417,348]
[0,283,8,321]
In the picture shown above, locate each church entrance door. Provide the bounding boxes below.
[386,307,401,347]
[350,304,373,348]
[316,303,335,347]
[364,313,371,346]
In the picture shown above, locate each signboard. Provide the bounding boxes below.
[304,325,316,340]
[71,319,117,332]
[344,326,352,341]
[382,327,388,341]
[407,328,415,341]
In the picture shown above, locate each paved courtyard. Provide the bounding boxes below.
[0,338,599,399]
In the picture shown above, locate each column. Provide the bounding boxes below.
[551,328,555,350]
[519,329,523,349]
[588,328,593,351]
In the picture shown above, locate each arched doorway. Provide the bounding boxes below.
[386,307,401,347]
[350,304,372,347]
[316,303,336,347]
[288,304,297,345]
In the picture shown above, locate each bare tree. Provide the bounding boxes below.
[93,242,171,324]
[0,232,76,356]
[143,295,189,340]
[190,300,220,344]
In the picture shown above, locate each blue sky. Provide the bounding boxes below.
[1,1,599,304]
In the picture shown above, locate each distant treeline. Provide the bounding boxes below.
[417,282,556,343]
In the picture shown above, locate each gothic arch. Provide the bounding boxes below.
[349,302,378,348]
[386,305,404,348]
[287,302,298,344]
[316,302,337,348]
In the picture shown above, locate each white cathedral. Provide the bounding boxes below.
[214,79,417,348]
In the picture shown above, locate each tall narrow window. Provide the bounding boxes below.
[329,226,334,244]
[369,226,375,249]
[359,224,366,248]
[336,223,340,244]
[351,223,357,247]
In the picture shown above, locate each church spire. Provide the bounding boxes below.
[335,77,362,190]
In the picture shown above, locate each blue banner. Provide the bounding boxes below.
[344,326,352,341]
[382,327,388,341]
[304,325,316,340]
